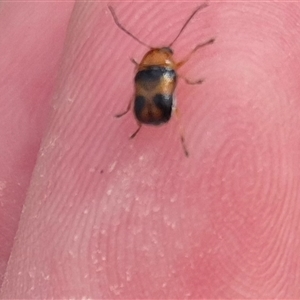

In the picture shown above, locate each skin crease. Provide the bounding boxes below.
[1,1,300,298]
[0,0,74,289]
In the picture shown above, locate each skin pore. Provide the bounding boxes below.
[1,2,300,298]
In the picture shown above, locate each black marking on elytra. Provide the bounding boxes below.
[135,66,176,91]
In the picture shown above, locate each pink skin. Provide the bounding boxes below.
[1,2,300,298]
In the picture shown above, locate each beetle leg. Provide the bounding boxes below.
[130,123,142,139]
[130,58,139,66]
[115,98,132,118]
[179,132,189,157]
[177,38,215,68]
[179,75,204,85]
[174,108,189,157]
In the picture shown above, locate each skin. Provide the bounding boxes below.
[1,2,300,298]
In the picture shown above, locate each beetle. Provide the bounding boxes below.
[109,4,214,156]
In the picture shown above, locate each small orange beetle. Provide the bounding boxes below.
[109,4,214,156]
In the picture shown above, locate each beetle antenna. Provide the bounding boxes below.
[108,6,152,49]
[168,3,208,48]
